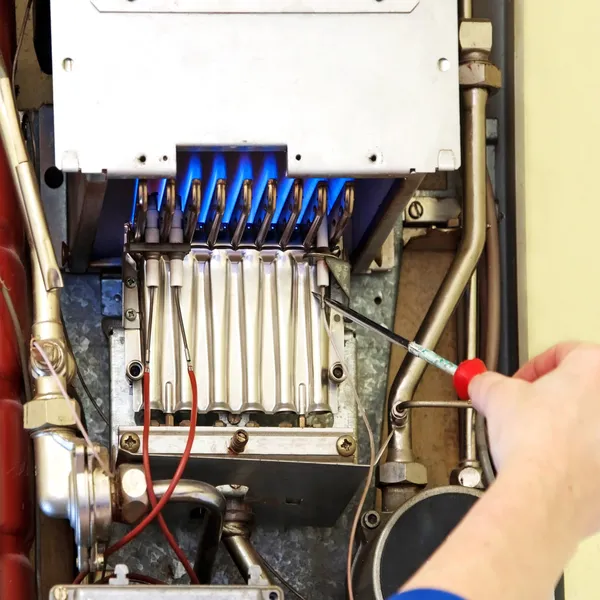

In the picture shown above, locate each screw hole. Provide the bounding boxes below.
[333,314,341,323]
[44,166,64,189]
[295,154,302,161]
[369,154,378,163]
[269,593,279,600]
[438,58,451,72]
[162,155,168,161]
[374,296,382,305]
[138,155,147,164]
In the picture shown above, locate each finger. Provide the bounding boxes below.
[469,371,529,416]
[514,341,582,382]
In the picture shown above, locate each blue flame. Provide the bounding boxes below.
[250,152,277,224]
[224,153,253,223]
[156,178,167,210]
[298,178,325,223]
[328,178,350,213]
[200,153,227,223]
[131,179,139,224]
[132,153,355,233]
[273,177,295,224]
[181,154,202,209]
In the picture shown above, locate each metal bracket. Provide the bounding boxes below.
[351,174,424,273]
[67,172,108,272]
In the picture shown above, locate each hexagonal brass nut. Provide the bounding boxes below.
[459,19,493,54]
[378,461,428,486]
[24,397,80,430]
[459,62,502,89]
[118,466,149,525]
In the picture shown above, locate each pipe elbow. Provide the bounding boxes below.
[33,431,75,519]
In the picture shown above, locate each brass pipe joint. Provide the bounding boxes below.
[459,19,502,91]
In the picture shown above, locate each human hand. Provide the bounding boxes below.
[469,342,600,536]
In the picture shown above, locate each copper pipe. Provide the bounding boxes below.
[476,171,501,486]
[0,56,62,293]
[153,480,225,583]
[388,88,488,429]
[484,172,501,371]
[461,0,473,19]
[223,536,272,585]
[462,272,478,466]
[0,2,34,597]
[382,87,489,512]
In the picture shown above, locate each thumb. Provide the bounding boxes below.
[469,372,529,417]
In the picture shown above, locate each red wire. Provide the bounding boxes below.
[142,369,199,583]
[74,366,199,585]
[106,366,198,556]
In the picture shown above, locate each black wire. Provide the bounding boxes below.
[256,550,308,600]
[60,311,110,426]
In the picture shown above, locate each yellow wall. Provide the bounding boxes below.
[515,1,600,597]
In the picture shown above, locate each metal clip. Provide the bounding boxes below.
[159,179,177,242]
[279,179,303,248]
[133,179,148,242]
[329,181,354,246]
[230,180,252,249]
[183,179,202,243]
[303,181,327,249]
[207,179,227,247]
[254,179,276,249]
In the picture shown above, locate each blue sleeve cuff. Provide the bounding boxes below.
[388,591,465,600]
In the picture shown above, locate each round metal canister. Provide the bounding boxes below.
[353,486,482,600]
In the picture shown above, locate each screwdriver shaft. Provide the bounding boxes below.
[316,294,458,376]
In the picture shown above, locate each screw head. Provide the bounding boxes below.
[125,308,137,321]
[227,413,242,425]
[120,433,141,453]
[125,277,137,289]
[53,587,68,600]
[362,510,381,530]
[336,435,357,457]
[408,201,424,220]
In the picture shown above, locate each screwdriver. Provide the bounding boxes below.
[315,294,487,400]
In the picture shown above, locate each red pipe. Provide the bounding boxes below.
[0,1,35,598]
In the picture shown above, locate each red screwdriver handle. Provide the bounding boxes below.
[453,358,487,400]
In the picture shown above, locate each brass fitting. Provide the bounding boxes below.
[459,19,501,92]
[459,19,493,55]
[24,384,81,430]
[459,62,502,90]
[378,460,427,487]
[30,339,70,378]
[118,466,149,525]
